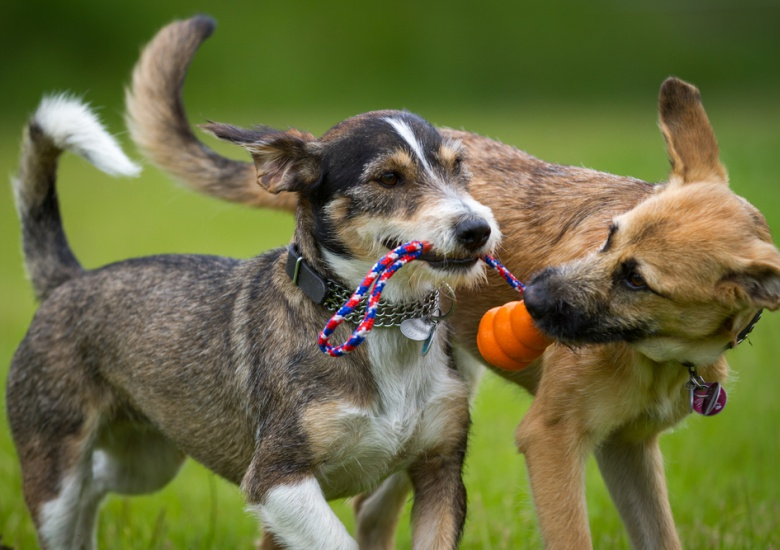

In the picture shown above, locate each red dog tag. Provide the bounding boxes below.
[692,382,727,416]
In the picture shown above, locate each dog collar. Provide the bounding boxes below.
[733,309,762,348]
[680,309,762,417]
[285,245,440,327]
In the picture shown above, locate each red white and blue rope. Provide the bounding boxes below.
[318,241,524,357]
[318,241,432,356]
[482,254,526,293]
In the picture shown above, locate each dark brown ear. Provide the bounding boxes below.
[719,246,780,311]
[201,123,320,194]
[658,77,727,186]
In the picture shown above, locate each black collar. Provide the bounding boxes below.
[733,309,763,348]
[285,245,441,327]
[286,244,329,304]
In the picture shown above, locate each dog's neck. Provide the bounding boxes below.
[289,210,442,323]
[292,204,440,305]
[285,242,442,328]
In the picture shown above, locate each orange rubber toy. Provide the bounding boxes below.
[477,300,551,370]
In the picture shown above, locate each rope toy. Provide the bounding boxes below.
[482,254,525,293]
[318,241,431,356]
[318,241,548,364]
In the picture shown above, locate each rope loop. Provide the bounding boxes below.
[318,244,524,357]
[318,241,431,356]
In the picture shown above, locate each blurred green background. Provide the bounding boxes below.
[2,1,779,548]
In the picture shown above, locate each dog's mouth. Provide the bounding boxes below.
[382,240,480,271]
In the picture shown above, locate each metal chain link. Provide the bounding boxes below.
[322,282,440,327]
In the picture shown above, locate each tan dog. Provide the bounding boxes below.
[126,17,780,549]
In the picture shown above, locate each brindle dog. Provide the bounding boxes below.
[7,89,501,548]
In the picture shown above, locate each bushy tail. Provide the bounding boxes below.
[125,15,296,212]
[13,95,141,301]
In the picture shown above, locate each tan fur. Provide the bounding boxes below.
[124,16,780,549]
[125,17,296,211]
[256,532,284,550]
[361,149,417,182]
[437,140,464,170]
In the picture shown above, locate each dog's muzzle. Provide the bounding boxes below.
[523,268,653,345]
[389,216,493,272]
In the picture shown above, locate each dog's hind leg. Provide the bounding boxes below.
[353,472,412,550]
[595,433,682,550]
[10,404,184,550]
[36,455,104,550]
[7,378,104,550]
[8,334,181,549]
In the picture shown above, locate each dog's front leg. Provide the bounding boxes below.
[595,432,682,550]
[244,471,357,550]
[516,402,594,549]
[407,453,467,550]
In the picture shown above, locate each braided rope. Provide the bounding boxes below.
[318,241,432,356]
[482,254,526,293]
[318,243,524,357]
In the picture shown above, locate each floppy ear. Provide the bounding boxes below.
[719,245,780,310]
[658,77,728,186]
[201,123,320,194]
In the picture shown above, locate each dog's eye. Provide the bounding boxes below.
[377,172,400,188]
[625,271,648,290]
[453,158,463,175]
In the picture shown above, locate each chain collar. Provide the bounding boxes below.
[322,281,440,327]
[286,244,440,328]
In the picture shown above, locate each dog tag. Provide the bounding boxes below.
[400,317,436,342]
[421,323,438,356]
[400,315,440,356]
[692,382,727,416]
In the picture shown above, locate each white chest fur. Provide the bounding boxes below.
[306,327,468,500]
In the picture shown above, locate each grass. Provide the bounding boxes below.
[2,98,780,548]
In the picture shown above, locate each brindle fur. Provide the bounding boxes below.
[8,65,503,547]
[124,16,780,550]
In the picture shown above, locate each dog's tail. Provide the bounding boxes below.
[13,95,141,301]
[125,15,297,212]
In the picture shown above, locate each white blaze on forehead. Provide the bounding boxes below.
[383,117,433,176]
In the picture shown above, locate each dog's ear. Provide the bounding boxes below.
[719,245,780,310]
[201,123,321,194]
[658,77,728,186]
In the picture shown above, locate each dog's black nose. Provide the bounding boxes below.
[522,284,547,321]
[523,269,554,322]
[455,217,491,252]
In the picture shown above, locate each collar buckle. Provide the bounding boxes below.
[285,245,329,304]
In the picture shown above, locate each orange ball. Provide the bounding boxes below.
[476,300,551,371]
[477,307,530,371]
[508,300,550,351]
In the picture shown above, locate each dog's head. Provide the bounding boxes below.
[524,77,780,366]
[204,111,500,299]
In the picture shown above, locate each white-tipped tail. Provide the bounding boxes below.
[34,95,141,178]
[14,95,141,301]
